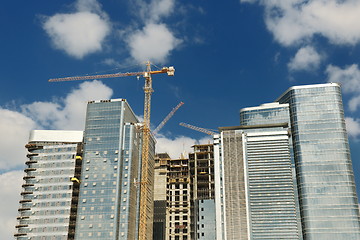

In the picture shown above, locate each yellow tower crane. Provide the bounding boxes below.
[49,61,175,240]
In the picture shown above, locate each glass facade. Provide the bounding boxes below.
[240,102,303,238]
[277,83,360,239]
[74,99,145,240]
[14,130,83,240]
[214,125,299,240]
[196,199,216,240]
[245,128,298,239]
[240,102,290,126]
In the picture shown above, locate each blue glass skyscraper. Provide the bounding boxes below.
[240,83,360,239]
[74,98,153,240]
[277,83,360,239]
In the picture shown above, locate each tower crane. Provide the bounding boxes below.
[49,61,175,240]
[179,122,218,135]
[153,101,184,135]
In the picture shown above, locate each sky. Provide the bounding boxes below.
[1,0,360,238]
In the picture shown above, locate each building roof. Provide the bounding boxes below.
[29,130,83,143]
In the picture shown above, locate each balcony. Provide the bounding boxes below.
[15,224,28,228]
[24,168,36,172]
[18,208,31,212]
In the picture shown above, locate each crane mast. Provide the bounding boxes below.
[49,61,175,240]
[139,61,153,240]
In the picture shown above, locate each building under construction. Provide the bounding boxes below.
[152,144,216,240]
[153,153,171,240]
[166,156,191,240]
[189,144,216,240]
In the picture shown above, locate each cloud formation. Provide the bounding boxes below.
[326,64,360,138]
[22,80,113,130]
[0,81,112,171]
[0,171,23,239]
[345,117,360,138]
[326,64,360,95]
[127,23,181,63]
[122,0,181,64]
[0,109,35,170]
[43,0,110,58]
[156,134,212,158]
[243,0,360,46]
[288,46,322,71]
[137,0,175,23]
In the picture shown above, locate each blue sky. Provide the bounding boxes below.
[2,0,360,238]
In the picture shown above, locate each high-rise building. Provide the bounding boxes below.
[189,144,216,240]
[240,102,303,238]
[14,130,83,240]
[214,124,300,240]
[74,98,154,240]
[277,83,360,239]
[153,153,171,240]
[238,83,360,239]
[166,157,191,240]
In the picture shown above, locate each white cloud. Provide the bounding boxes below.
[0,81,112,170]
[124,0,182,63]
[326,64,360,111]
[245,0,360,46]
[136,0,175,23]
[43,0,110,58]
[0,109,36,170]
[288,46,322,71]
[127,23,181,63]
[75,0,104,14]
[155,134,212,159]
[349,96,360,112]
[326,64,360,94]
[22,80,113,130]
[0,171,23,239]
[345,117,360,138]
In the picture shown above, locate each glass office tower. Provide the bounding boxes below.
[214,124,299,240]
[14,130,83,240]
[276,83,360,239]
[240,102,303,239]
[74,99,152,240]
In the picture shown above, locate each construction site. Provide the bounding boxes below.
[13,62,360,240]
[14,62,217,240]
